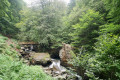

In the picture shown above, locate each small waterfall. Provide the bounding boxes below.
[49,59,82,80]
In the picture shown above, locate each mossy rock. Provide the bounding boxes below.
[30,53,51,66]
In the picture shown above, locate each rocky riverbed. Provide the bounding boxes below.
[21,51,82,80]
[19,43,82,80]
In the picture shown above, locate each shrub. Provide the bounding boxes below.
[86,34,120,79]
[72,34,120,80]
[0,54,54,80]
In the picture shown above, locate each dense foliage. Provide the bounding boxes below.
[72,34,120,79]
[0,0,24,35]
[1,0,120,80]
[67,0,120,80]
[71,10,103,51]
[16,0,67,48]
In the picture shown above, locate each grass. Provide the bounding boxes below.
[0,34,55,80]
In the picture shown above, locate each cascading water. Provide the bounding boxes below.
[48,59,82,80]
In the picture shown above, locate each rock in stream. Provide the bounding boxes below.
[29,52,51,66]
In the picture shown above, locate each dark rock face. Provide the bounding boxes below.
[49,48,61,59]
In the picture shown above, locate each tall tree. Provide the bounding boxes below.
[71,10,104,51]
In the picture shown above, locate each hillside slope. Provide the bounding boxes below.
[0,34,54,80]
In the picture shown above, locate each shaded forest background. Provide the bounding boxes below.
[1,0,120,80]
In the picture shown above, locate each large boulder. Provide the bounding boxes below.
[30,53,51,66]
[59,43,74,67]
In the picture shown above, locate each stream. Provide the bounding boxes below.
[19,43,82,80]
